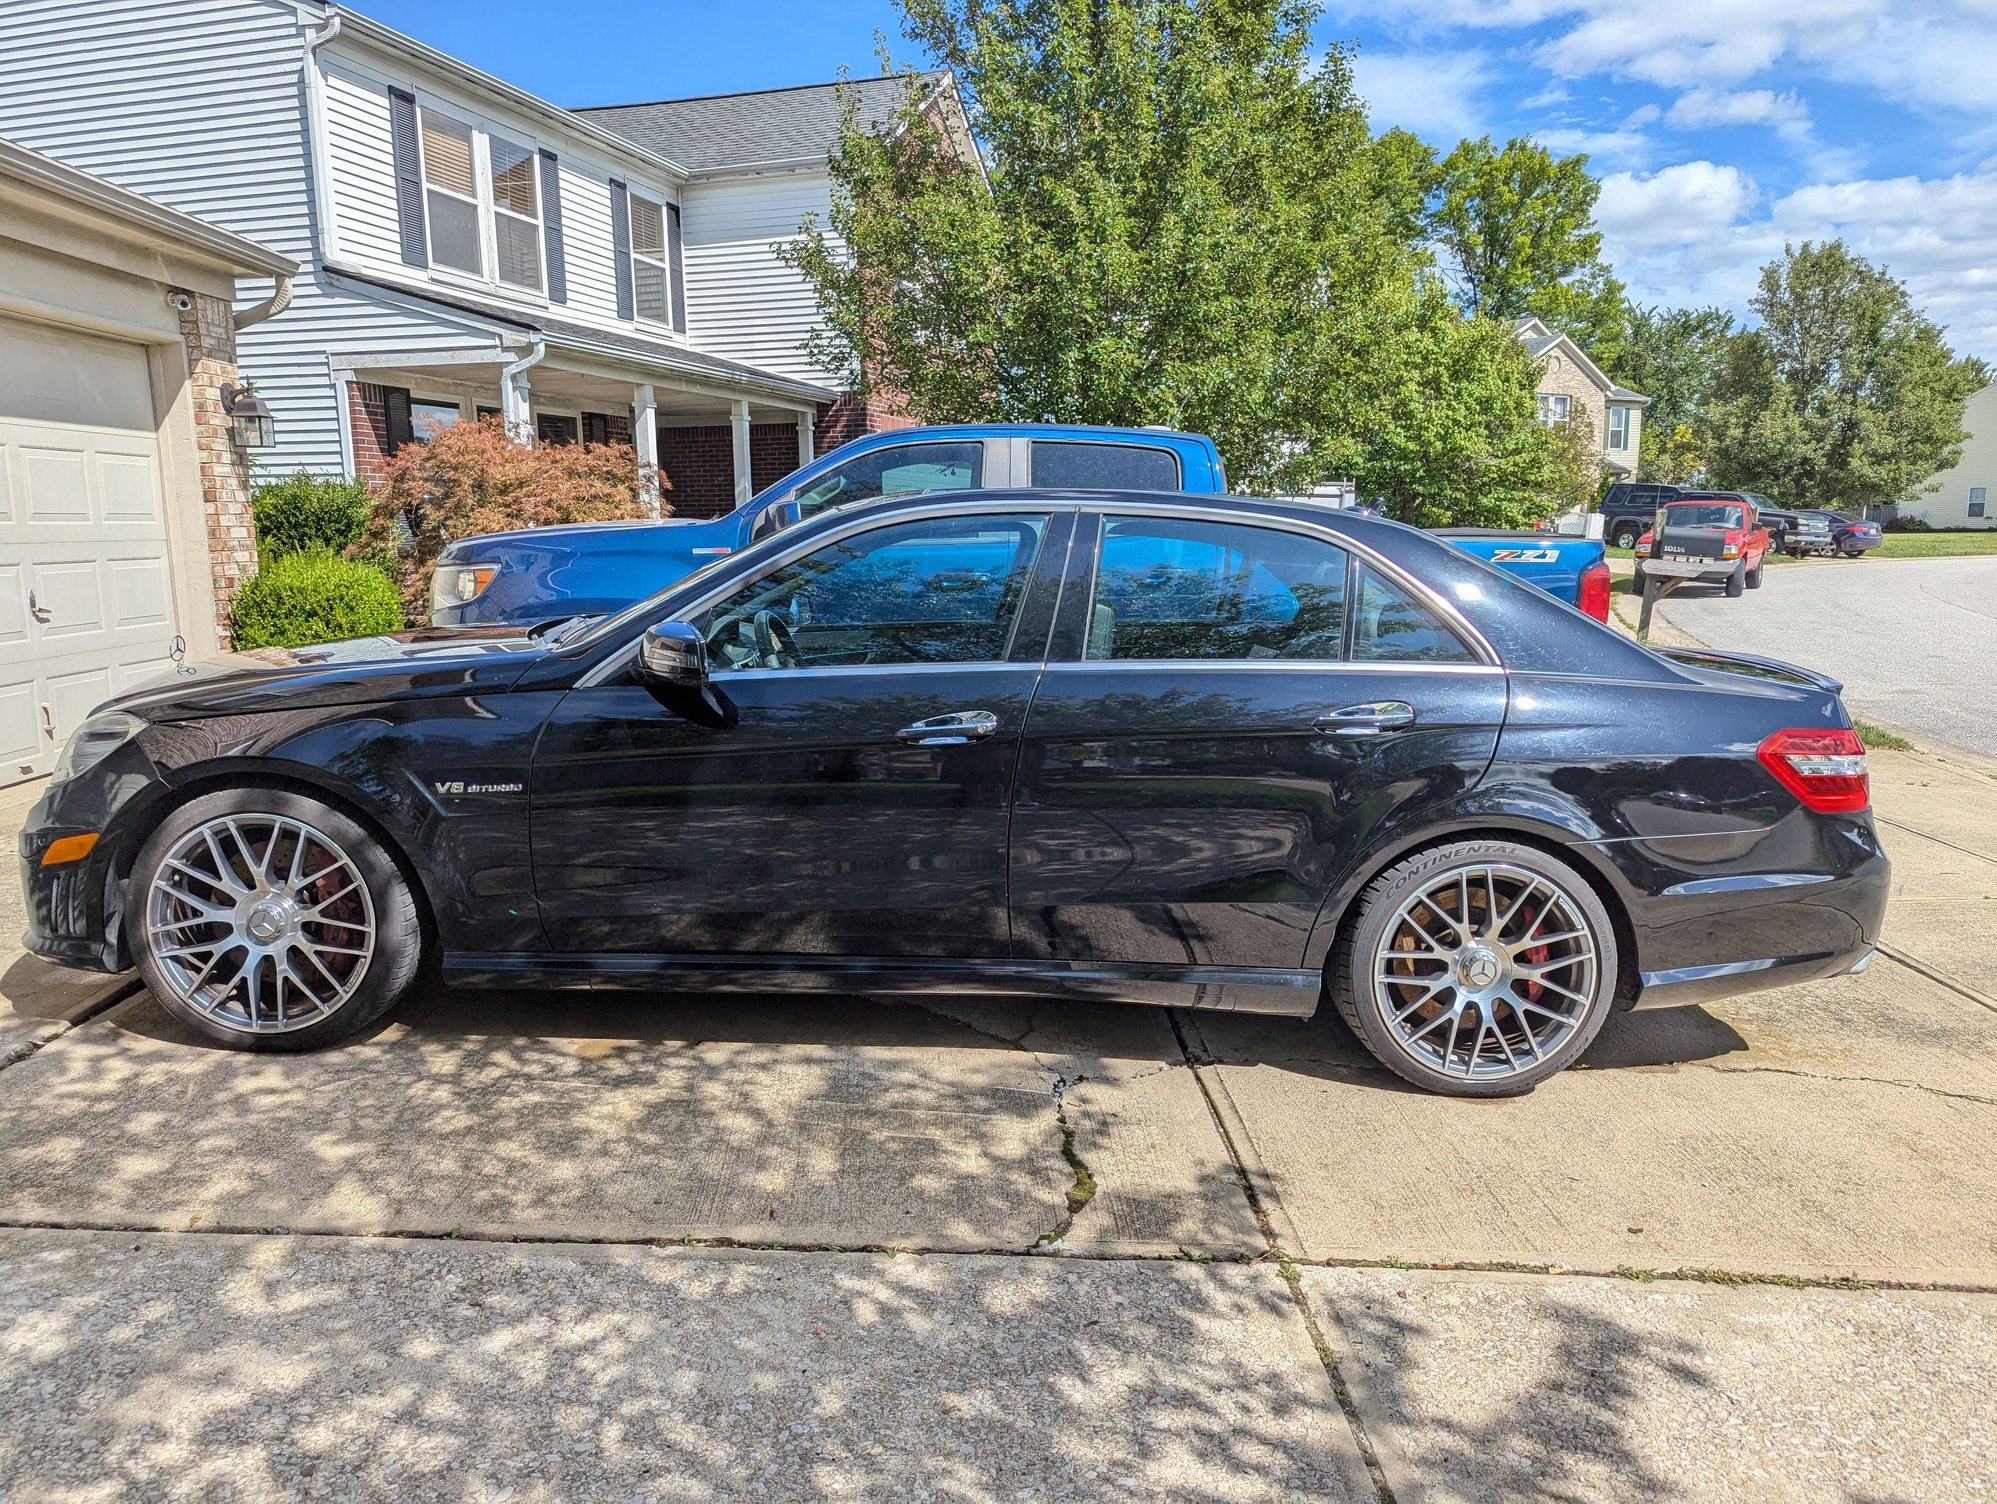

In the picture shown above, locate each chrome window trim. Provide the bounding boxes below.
[576,494,1499,685]
[1078,499,1501,668]
[1040,659,1506,676]
[578,499,1075,686]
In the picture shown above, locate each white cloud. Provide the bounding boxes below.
[1596,162,1997,360]
[1665,87,1812,141]
[1349,49,1496,142]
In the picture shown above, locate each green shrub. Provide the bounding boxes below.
[252,471,373,558]
[230,551,404,649]
[1882,514,1932,532]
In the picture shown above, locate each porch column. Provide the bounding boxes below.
[730,398,753,506]
[633,383,660,517]
[797,408,814,468]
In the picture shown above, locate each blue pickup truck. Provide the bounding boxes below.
[429,423,1609,627]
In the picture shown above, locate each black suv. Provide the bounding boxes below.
[1599,483,1693,549]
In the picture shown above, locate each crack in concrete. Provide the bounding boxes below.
[1030,1072,1101,1252]
[0,979,144,1075]
[1689,1060,1997,1108]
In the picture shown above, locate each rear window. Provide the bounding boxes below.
[1665,503,1746,529]
[1031,441,1181,491]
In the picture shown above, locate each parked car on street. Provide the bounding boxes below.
[1798,510,1883,557]
[1598,481,1697,550]
[1761,506,1834,556]
[24,491,1888,1098]
[1634,494,1773,597]
[433,424,1616,629]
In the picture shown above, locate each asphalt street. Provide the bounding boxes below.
[1658,555,1997,757]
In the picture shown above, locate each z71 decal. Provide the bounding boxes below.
[1488,548,1560,563]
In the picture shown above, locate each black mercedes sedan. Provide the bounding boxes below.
[20,491,1888,1097]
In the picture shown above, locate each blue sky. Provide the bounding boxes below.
[353,0,1997,360]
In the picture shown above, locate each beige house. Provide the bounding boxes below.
[1899,383,1995,530]
[0,137,296,786]
[1514,317,1648,478]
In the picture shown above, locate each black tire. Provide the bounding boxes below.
[1746,558,1764,589]
[128,786,423,1050]
[1610,522,1642,550]
[1724,562,1746,597]
[1330,839,1621,1097]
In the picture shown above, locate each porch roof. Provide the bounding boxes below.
[326,266,837,407]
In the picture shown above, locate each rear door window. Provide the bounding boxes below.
[1350,565,1479,664]
[790,442,983,518]
[1031,441,1181,491]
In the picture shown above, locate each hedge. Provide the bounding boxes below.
[231,550,403,650]
[252,471,373,559]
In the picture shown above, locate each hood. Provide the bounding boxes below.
[112,626,548,722]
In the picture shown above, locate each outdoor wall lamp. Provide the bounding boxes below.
[220,382,276,449]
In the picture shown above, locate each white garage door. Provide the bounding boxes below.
[0,313,180,787]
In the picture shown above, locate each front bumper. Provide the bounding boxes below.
[19,815,126,973]
[1638,556,1738,581]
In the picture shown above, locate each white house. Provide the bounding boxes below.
[1900,383,1995,530]
[0,1,973,516]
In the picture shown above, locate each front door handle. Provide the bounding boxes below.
[1314,700,1416,736]
[896,710,1000,746]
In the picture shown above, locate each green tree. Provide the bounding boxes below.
[1426,135,1627,352]
[1348,292,1557,528]
[1701,241,1987,509]
[1607,304,1735,482]
[782,0,1437,493]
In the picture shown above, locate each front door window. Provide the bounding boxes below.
[702,512,1048,670]
[790,442,984,519]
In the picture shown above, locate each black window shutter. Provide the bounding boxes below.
[388,88,427,267]
[539,149,567,303]
[666,201,687,333]
[383,386,414,452]
[609,180,634,321]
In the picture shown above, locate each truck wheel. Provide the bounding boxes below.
[1610,522,1641,550]
[1746,559,1764,589]
[1725,563,1746,598]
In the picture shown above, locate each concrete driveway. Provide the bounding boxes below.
[1658,555,1997,757]
[2,750,1993,1501]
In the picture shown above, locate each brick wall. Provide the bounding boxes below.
[178,292,257,650]
[656,421,805,517]
[815,391,915,457]
[347,381,393,486]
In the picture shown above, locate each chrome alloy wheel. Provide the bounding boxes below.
[1371,863,1599,1081]
[143,813,377,1034]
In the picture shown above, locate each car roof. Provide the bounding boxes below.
[828,422,1214,446]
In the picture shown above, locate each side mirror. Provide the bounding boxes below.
[750,499,803,542]
[636,620,710,692]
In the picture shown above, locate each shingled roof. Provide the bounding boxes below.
[576,73,949,174]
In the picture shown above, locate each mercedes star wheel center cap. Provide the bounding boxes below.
[247,900,289,943]
[1458,946,1503,991]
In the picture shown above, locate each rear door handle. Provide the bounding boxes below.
[896,710,1000,745]
[1314,700,1416,736]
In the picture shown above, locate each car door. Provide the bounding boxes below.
[1007,508,1509,974]
[531,506,1071,959]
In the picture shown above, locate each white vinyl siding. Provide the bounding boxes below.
[681,170,842,385]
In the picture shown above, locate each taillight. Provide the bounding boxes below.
[1757,728,1869,813]
[1578,561,1612,622]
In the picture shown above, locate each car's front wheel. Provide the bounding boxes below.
[1724,562,1746,597]
[1610,522,1642,550]
[129,787,423,1050]
[1331,840,1620,1096]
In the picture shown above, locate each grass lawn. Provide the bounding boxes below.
[1870,532,1997,559]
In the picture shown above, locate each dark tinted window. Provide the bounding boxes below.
[704,513,1047,669]
[1085,517,1347,661]
[1666,503,1746,529]
[792,442,983,518]
[1351,564,1478,664]
[1031,441,1181,491]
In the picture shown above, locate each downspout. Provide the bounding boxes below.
[302,9,344,267]
[500,340,546,439]
[233,273,293,331]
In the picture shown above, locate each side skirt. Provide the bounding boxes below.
[440,952,1324,1017]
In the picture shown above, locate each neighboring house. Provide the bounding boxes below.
[0,137,295,786]
[1513,317,1648,478]
[0,1,976,517]
[1899,383,1995,530]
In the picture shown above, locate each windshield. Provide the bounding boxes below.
[1665,503,1746,529]
[550,548,748,655]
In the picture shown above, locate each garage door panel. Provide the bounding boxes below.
[0,566,24,646]
[108,556,171,630]
[0,683,38,777]
[29,562,106,640]
[47,667,113,743]
[21,444,92,523]
[0,441,12,523]
[98,450,160,522]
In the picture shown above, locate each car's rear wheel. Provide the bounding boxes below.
[1724,562,1746,597]
[129,788,423,1050]
[1610,522,1642,550]
[1331,841,1620,1097]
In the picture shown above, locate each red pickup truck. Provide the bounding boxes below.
[1634,493,1771,598]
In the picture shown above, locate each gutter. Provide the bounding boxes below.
[233,273,294,331]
